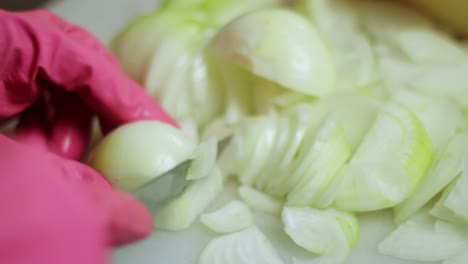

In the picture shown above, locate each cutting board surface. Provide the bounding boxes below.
[110,183,434,264]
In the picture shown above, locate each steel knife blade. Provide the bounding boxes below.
[131,136,232,214]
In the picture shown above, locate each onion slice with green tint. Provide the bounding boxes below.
[282,207,359,264]
[334,102,433,211]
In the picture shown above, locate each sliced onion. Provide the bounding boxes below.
[89,121,196,192]
[153,167,223,230]
[200,199,254,233]
[199,227,285,264]
[394,134,468,224]
[263,104,321,196]
[221,113,278,185]
[254,115,292,191]
[409,62,468,109]
[282,207,359,263]
[429,180,467,225]
[238,185,282,215]
[299,0,378,92]
[378,210,467,261]
[443,153,468,222]
[285,117,351,208]
[209,8,336,97]
[334,102,433,211]
[187,137,218,180]
[391,89,462,155]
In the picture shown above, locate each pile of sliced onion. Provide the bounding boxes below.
[89,0,468,263]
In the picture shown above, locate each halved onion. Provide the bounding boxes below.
[89,121,196,192]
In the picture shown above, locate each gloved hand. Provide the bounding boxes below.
[0,8,178,264]
[0,134,153,264]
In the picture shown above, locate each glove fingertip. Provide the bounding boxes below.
[66,161,154,245]
[108,190,154,246]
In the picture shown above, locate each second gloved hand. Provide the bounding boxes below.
[0,134,154,264]
[0,8,179,263]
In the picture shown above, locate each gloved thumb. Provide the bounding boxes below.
[62,159,154,245]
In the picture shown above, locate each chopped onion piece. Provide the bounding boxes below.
[187,137,218,180]
[153,167,223,230]
[394,29,467,64]
[282,207,359,263]
[394,134,468,224]
[263,104,321,196]
[391,89,462,155]
[89,121,196,192]
[209,8,336,97]
[443,153,468,222]
[378,210,467,261]
[309,92,380,152]
[429,181,467,225]
[212,61,254,124]
[178,117,200,142]
[434,220,468,238]
[200,200,254,233]
[285,117,351,208]
[221,113,278,185]
[335,102,433,211]
[254,115,292,190]
[111,9,224,128]
[238,186,282,215]
[409,62,468,108]
[299,0,378,92]
[199,227,285,264]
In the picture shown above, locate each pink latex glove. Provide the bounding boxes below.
[0,8,178,264]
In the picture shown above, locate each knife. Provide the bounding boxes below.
[131,136,232,214]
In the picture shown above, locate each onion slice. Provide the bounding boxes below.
[200,200,254,233]
[199,227,285,264]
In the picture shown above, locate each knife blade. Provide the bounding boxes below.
[132,136,232,214]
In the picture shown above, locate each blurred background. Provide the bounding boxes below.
[0,0,55,10]
[0,0,160,44]
[1,0,467,39]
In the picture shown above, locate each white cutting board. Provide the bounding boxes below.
[46,1,439,263]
